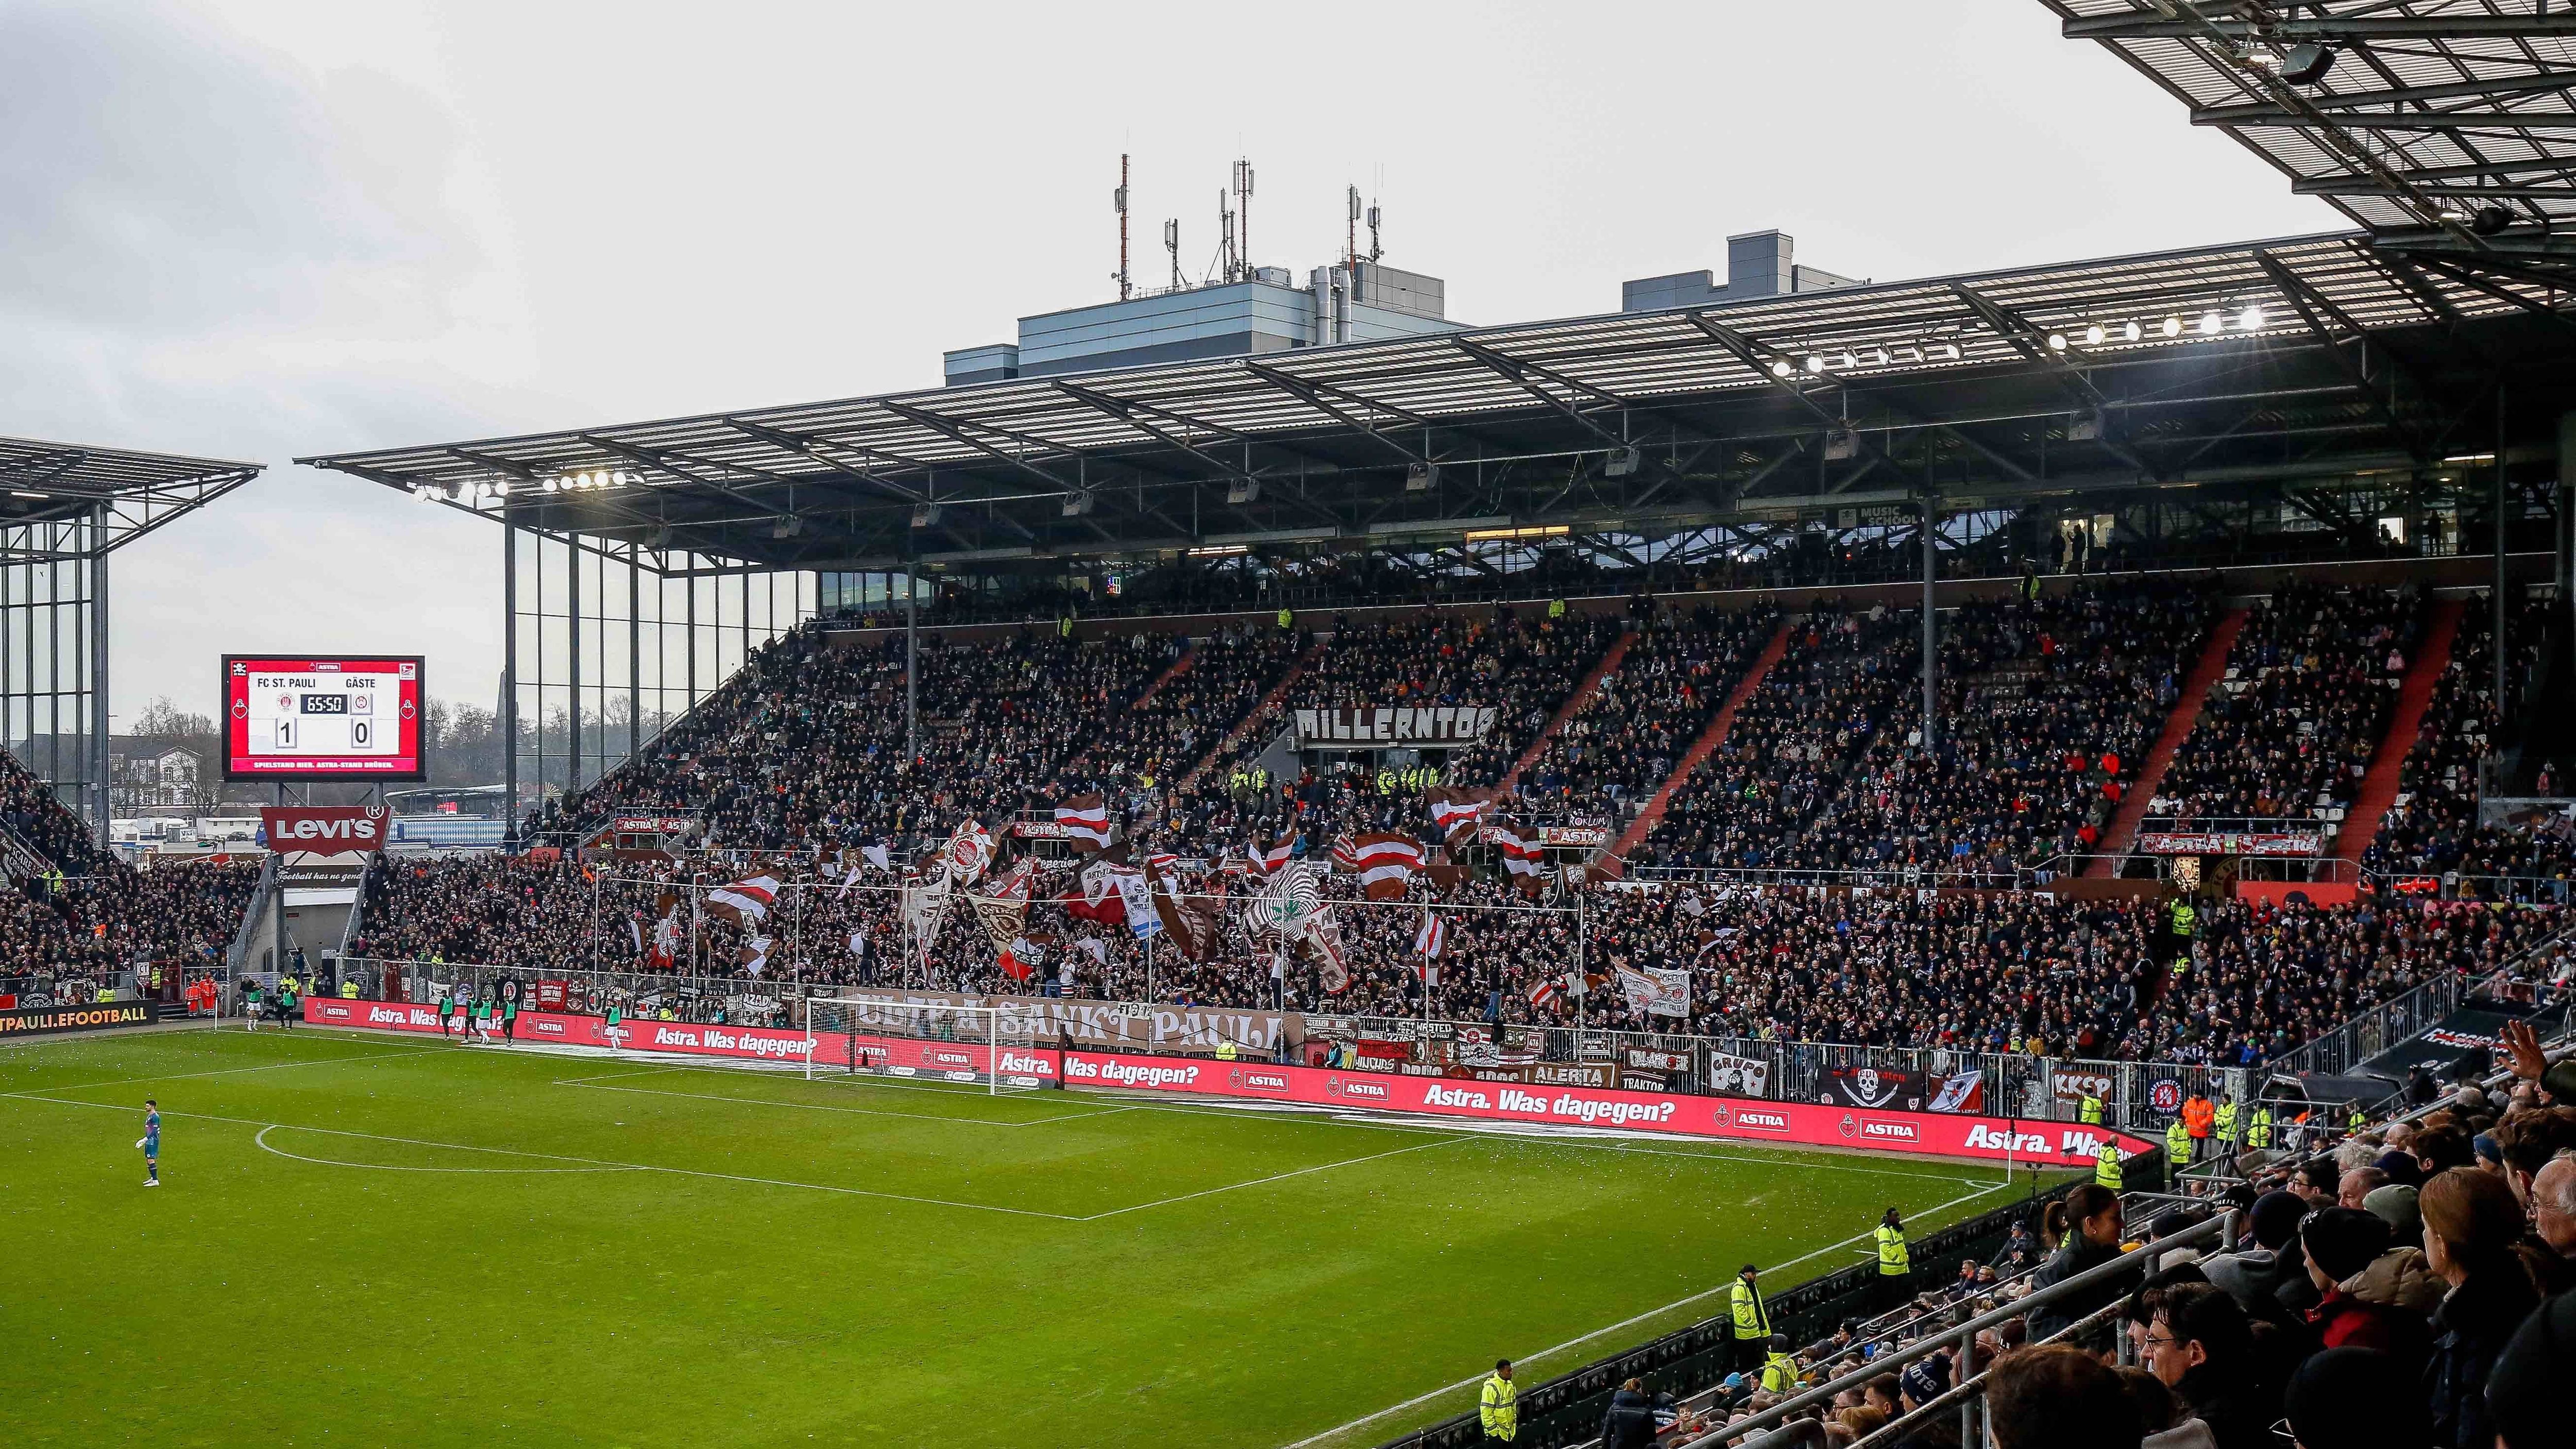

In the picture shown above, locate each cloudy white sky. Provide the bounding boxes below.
[2,0,2336,723]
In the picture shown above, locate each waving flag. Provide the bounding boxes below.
[1144,853,1218,962]
[1425,786,1493,847]
[1054,793,1113,851]
[997,935,1041,983]
[939,819,996,887]
[737,935,773,978]
[1413,908,1447,961]
[704,874,779,928]
[649,891,681,969]
[967,858,1039,947]
[1335,832,1425,901]
[1528,974,1565,1011]
[1489,821,1548,896]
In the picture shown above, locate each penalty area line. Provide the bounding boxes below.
[1075,1137,1462,1222]
[1273,1178,2013,1449]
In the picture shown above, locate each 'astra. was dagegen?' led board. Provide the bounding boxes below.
[223,656,426,781]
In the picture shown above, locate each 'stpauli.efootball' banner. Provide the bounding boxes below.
[826,990,1300,1053]
[308,1003,2153,1164]
[1293,706,1498,749]
[0,1000,163,1037]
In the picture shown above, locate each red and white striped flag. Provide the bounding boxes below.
[1489,822,1548,896]
[1527,973,1564,1010]
[1054,793,1113,851]
[1334,832,1425,901]
[1425,786,1492,846]
[705,874,779,927]
[1413,908,1447,961]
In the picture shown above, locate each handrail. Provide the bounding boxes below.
[1665,1214,2231,1449]
[224,855,276,975]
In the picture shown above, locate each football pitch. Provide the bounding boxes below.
[1,1025,2029,1448]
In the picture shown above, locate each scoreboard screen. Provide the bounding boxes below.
[223,656,427,781]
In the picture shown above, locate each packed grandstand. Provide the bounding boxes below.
[320,574,2569,1086]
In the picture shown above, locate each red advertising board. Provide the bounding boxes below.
[307,1003,2153,1165]
[258,806,390,853]
[224,655,426,780]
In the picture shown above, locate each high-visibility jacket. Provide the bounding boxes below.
[1548,598,1566,619]
[2214,1102,2240,1143]
[1479,1375,1518,1441]
[1277,609,1294,630]
[1874,1224,1910,1276]
[2095,1143,2123,1190]
[1728,1279,1768,1340]
[2166,1120,2193,1166]
[1761,1351,1801,1393]
[2346,1108,2368,1135]
[2246,1107,2274,1148]
[2170,901,2197,937]
[2078,1094,2105,1126]
[2182,1097,2215,1138]
[340,980,359,998]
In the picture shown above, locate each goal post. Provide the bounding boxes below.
[802,997,1051,1096]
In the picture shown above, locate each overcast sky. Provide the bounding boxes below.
[1,0,2336,725]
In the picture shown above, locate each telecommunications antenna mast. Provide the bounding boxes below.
[1113,154,1131,301]
[1232,157,1254,276]
[1346,185,1361,269]
[1368,197,1383,263]
[1163,217,1180,290]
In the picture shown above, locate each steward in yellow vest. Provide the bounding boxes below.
[1760,1338,1801,1393]
[2166,1118,2193,1167]
[1727,1265,1768,1373]
[2246,1106,2274,1148]
[2079,1092,2104,1126]
[1479,1361,1517,1442]
[2095,1142,2123,1190]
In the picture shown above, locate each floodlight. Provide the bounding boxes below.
[1770,360,1792,378]
[2122,321,2141,342]
[542,477,560,492]
[2047,333,2066,351]
[2199,312,2223,335]
[2277,42,2334,86]
[1804,355,1825,373]
[2238,305,2264,330]
[2472,206,2515,237]
[2162,317,2181,338]
[2083,325,2105,345]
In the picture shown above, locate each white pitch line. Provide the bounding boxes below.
[1076,1137,1462,1222]
[560,1076,1138,1128]
[1,1093,1087,1222]
[255,1124,635,1175]
[25,1046,434,1094]
[1273,1178,2013,1449]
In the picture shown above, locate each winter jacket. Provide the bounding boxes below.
[2305,1287,2429,1373]
[2347,1246,2448,1316]
[1598,1389,1658,1449]
[2423,1265,2540,1449]
[2026,1236,2125,1341]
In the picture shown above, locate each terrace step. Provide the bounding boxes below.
[2087,606,2248,874]
[1497,630,1637,794]
[2336,598,2465,863]
[1611,616,1795,860]
[1127,639,1199,711]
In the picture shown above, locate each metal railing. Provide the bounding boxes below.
[224,854,278,975]
[1675,1214,2232,1449]
[2260,918,2576,1082]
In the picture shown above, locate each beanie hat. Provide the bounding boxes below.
[2487,1287,2576,1449]
[2249,1189,2307,1251]
[2299,1206,2390,1283]
[2363,1183,2422,1240]
[2372,1149,2424,1187]
[2285,1348,2433,1448]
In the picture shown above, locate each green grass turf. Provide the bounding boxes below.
[0,1025,2037,1448]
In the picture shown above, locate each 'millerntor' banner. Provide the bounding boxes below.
[1294,707,1498,750]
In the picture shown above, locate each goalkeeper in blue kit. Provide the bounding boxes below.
[138,1099,160,1187]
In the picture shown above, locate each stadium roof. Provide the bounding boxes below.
[0,436,262,555]
[298,229,2575,574]
[2048,2,2576,277]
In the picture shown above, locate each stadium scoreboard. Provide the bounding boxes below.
[223,655,426,781]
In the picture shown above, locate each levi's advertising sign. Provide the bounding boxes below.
[224,655,426,781]
[259,806,390,853]
[311,1004,2151,1165]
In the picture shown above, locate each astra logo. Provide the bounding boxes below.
[1333,1079,1390,1100]
[1241,1072,1289,1090]
[997,1052,1054,1074]
[930,1050,973,1067]
[1858,1118,1920,1142]
[1733,1110,1790,1132]
[1963,1124,2053,1153]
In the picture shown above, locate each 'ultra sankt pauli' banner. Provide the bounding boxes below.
[309,1002,2153,1165]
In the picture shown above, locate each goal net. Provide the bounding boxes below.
[802,997,1052,1095]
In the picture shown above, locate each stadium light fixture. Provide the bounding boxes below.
[2199,311,2223,335]
[2162,317,2181,338]
[10,490,47,499]
[1463,525,1570,542]
[1770,360,1792,378]
[1804,355,1825,373]
[2083,325,2105,346]
[2122,322,2141,342]
[2238,305,2265,331]
[1186,544,1249,557]
[2048,333,2067,351]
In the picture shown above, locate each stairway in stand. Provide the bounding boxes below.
[2336,598,2465,864]
[1496,630,1637,794]
[1177,639,1325,790]
[2086,608,2248,876]
[1610,616,1795,860]
[1127,640,1198,712]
